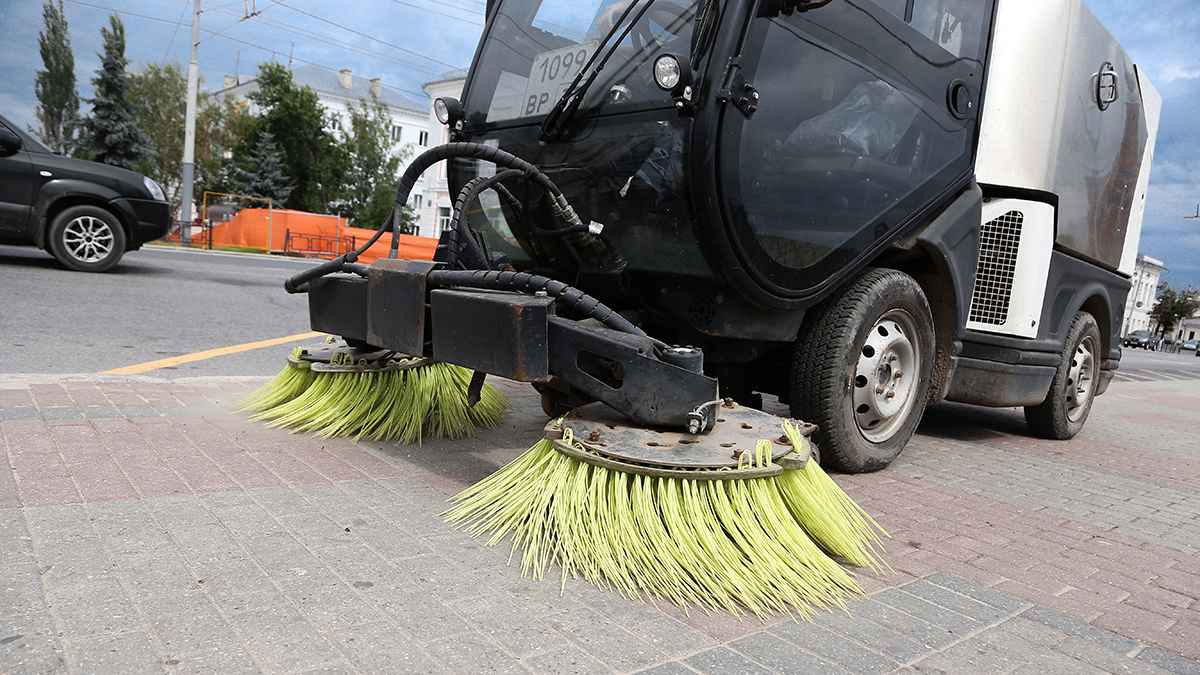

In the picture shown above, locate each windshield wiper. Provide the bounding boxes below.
[538,0,659,143]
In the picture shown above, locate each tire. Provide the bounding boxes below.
[789,268,935,473]
[48,205,126,272]
[1024,311,1100,440]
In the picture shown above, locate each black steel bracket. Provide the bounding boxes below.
[306,260,721,432]
[716,57,758,118]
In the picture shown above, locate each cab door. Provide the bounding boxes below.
[0,122,35,234]
[712,0,994,300]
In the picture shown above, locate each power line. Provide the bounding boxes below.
[206,31,436,102]
[382,0,483,26]
[166,0,461,79]
[219,10,446,77]
[64,0,189,28]
[1149,181,1196,208]
[275,2,462,72]
[1147,190,1197,217]
[67,0,445,102]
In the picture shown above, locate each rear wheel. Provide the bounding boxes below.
[790,268,934,473]
[1024,311,1100,440]
[49,205,126,272]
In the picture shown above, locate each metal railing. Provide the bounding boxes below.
[161,221,213,248]
[283,230,358,258]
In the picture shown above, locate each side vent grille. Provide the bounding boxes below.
[969,210,1023,325]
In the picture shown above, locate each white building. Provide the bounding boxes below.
[1122,253,1167,335]
[418,72,467,241]
[213,66,435,233]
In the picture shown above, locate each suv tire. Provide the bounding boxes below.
[49,205,126,272]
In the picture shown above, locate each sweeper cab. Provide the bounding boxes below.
[285,0,1159,473]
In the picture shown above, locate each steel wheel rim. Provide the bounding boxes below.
[853,309,921,443]
[1065,333,1097,423]
[62,215,115,263]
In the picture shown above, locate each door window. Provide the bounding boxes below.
[720,0,991,292]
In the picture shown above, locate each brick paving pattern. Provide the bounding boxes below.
[1,374,1197,674]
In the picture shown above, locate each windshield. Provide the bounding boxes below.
[463,0,696,128]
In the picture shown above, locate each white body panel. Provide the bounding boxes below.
[965,199,1055,339]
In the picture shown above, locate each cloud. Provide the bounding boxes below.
[1158,62,1200,83]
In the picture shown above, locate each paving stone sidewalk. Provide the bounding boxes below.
[1,375,1197,674]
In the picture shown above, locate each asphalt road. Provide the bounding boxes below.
[4,241,1199,385]
[1,243,320,379]
[1115,345,1200,382]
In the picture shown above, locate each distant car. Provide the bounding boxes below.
[1123,330,1157,350]
[1182,339,1199,353]
[0,113,170,272]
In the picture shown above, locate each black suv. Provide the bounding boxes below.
[0,113,170,272]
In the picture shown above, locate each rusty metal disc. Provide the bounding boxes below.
[548,401,814,474]
[286,341,431,373]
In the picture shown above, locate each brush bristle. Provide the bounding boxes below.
[242,356,509,444]
[444,425,888,619]
[238,347,318,413]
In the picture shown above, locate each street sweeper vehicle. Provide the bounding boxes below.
[243,0,1159,615]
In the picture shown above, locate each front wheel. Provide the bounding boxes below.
[790,268,935,473]
[1024,311,1100,440]
[48,205,126,272]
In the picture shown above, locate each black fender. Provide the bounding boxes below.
[32,179,136,249]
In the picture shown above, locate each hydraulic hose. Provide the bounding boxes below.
[283,210,392,293]
[285,142,617,293]
[447,169,526,269]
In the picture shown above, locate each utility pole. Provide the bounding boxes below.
[179,0,201,246]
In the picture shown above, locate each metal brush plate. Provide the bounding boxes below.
[287,341,430,373]
[552,402,812,469]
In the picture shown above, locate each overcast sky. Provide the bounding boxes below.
[1,0,1197,290]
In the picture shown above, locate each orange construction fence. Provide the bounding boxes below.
[207,208,436,263]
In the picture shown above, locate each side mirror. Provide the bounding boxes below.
[0,126,23,153]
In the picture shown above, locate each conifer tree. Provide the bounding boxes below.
[83,14,148,168]
[34,0,79,154]
[229,131,294,204]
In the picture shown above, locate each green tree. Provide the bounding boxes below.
[193,97,253,201]
[127,62,241,206]
[83,14,148,168]
[337,98,415,231]
[228,131,293,204]
[127,62,186,201]
[1150,282,1200,339]
[33,0,79,154]
[245,63,345,212]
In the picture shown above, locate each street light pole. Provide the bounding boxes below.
[179,0,201,246]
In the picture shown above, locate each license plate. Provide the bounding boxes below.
[522,41,597,117]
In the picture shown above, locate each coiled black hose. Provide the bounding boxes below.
[286,142,595,293]
[445,169,526,269]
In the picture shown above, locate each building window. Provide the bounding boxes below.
[411,194,423,211]
[418,130,429,146]
[437,207,451,236]
[391,125,403,140]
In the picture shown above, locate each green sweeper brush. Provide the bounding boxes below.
[444,400,889,620]
[240,340,509,444]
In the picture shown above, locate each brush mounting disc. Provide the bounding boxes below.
[548,402,814,476]
[287,341,430,373]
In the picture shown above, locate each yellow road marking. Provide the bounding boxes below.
[99,331,325,375]
[1117,371,1156,382]
[1140,369,1186,381]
